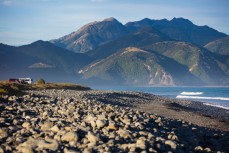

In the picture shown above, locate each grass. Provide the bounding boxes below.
[0,82,91,96]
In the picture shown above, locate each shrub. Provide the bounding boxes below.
[36,79,45,84]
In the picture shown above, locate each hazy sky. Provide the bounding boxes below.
[0,0,228,46]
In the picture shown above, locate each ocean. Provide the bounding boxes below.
[92,86,229,109]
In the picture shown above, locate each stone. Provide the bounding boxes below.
[8,96,17,101]
[87,131,100,143]
[0,129,8,139]
[42,111,52,118]
[90,120,96,130]
[85,115,96,123]
[83,148,92,153]
[61,131,78,142]
[136,139,147,149]
[155,117,161,123]
[204,148,212,152]
[107,121,118,131]
[97,114,106,120]
[195,146,203,151]
[37,140,59,151]
[168,134,179,141]
[50,125,60,133]
[64,148,78,153]
[117,129,130,139]
[0,147,4,153]
[21,147,33,153]
[165,140,176,149]
[22,122,30,129]
[96,120,106,129]
[40,122,53,131]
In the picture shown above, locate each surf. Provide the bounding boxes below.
[176,95,229,101]
[180,92,204,95]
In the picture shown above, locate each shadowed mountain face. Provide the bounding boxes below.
[50,17,129,53]
[204,36,229,55]
[86,27,172,60]
[0,41,92,82]
[125,18,227,46]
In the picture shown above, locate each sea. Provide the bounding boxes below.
[92,86,229,110]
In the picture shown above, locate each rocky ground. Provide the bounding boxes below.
[0,89,229,153]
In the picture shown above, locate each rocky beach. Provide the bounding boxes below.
[0,89,229,153]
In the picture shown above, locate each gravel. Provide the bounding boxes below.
[0,89,229,152]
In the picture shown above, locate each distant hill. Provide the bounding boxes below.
[17,40,92,72]
[125,18,227,46]
[204,36,229,55]
[50,17,129,53]
[0,41,92,82]
[80,47,203,86]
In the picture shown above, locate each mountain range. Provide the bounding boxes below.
[1,17,229,86]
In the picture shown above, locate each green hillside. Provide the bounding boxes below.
[80,47,202,86]
[144,41,229,85]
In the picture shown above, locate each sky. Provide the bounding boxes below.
[0,0,229,46]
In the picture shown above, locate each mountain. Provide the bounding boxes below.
[50,17,129,53]
[125,18,227,46]
[86,27,172,60]
[2,17,229,86]
[17,40,92,72]
[0,41,92,82]
[80,47,203,86]
[204,36,229,55]
[143,41,229,85]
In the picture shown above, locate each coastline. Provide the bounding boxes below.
[0,89,229,152]
[82,90,229,131]
[93,86,229,109]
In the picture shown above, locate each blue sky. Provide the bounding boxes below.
[0,0,228,46]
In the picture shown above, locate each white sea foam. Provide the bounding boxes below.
[203,103,229,110]
[176,95,229,101]
[180,92,204,95]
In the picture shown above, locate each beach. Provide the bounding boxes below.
[0,89,229,152]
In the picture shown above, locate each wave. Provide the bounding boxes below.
[180,92,204,95]
[176,95,229,101]
[203,103,229,110]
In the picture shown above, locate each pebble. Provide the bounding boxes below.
[96,120,106,129]
[61,131,78,142]
[136,139,147,149]
[50,125,60,133]
[87,131,100,144]
[165,140,177,149]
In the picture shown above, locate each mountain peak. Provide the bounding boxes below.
[103,17,118,22]
[32,40,46,44]
[171,17,193,25]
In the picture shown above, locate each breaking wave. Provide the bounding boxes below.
[180,92,204,95]
[203,103,229,110]
[176,95,229,101]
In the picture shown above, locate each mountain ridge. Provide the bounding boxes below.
[125,17,227,46]
[204,36,229,55]
[50,17,129,53]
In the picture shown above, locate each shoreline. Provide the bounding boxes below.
[92,86,229,110]
[1,89,229,152]
[82,90,229,131]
